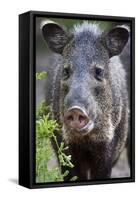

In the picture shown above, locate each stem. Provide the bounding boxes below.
[52,134,62,170]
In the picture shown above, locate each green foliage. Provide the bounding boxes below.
[36,71,47,80]
[36,101,78,182]
[36,100,78,183]
[36,70,77,183]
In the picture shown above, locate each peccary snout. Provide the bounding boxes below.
[64,107,89,130]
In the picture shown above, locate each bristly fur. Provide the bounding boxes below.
[42,21,130,181]
[73,21,102,37]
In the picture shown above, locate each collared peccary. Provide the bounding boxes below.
[41,21,130,180]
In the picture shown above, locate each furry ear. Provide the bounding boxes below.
[103,26,129,57]
[41,21,69,54]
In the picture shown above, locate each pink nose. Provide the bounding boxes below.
[64,108,89,130]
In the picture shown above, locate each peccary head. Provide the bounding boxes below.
[42,21,129,142]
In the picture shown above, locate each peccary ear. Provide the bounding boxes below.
[103,26,129,57]
[41,21,69,54]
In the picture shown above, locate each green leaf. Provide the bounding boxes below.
[63,170,69,177]
[36,71,47,80]
[70,176,78,181]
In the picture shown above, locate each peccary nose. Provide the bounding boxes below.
[64,108,89,130]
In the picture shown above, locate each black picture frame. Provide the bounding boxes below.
[19,10,135,189]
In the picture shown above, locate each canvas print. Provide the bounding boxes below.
[35,16,131,184]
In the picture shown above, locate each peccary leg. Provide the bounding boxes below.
[90,158,112,180]
[62,155,112,181]
[62,143,113,181]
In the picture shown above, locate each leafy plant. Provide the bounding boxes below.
[36,72,77,183]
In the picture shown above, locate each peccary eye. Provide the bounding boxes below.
[95,67,104,81]
[63,67,70,80]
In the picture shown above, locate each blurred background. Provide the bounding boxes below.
[36,17,130,181]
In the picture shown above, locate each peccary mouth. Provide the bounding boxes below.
[63,106,94,134]
[77,120,94,134]
[63,120,94,135]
